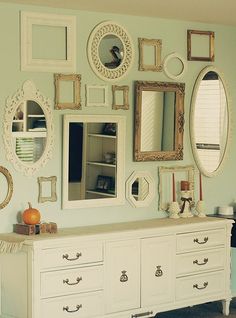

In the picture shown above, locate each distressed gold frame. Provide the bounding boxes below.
[38,176,57,203]
[54,73,81,110]
[139,38,162,71]
[134,81,185,161]
[187,30,215,62]
[112,85,129,110]
[0,166,13,209]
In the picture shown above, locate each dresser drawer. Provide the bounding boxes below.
[176,229,225,253]
[40,291,104,318]
[176,271,225,301]
[176,248,225,276]
[41,265,103,298]
[40,242,103,269]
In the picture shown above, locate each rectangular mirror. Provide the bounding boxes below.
[134,81,185,161]
[63,115,125,209]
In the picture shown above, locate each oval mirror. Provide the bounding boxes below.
[190,66,229,177]
[4,80,54,176]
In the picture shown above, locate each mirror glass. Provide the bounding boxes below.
[99,35,124,69]
[63,115,125,209]
[134,81,185,161]
[190,67,229,176]
[132,177,149,201]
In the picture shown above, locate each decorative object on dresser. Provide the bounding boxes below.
[85,85,108,107]
[195,173,206,217]
[134,81,185,161]
[0,166,13,210]
[138,38,162,72]
[187,30,215,62]
[112,85,129,110]
[87,21,134,81]
[54,73,81,110]
[0,217,233,317]
[38,176,57,203]
[179,180,193,218]
[163,52,187,80]
[168,173,180,218]
[3,80,54,176]
[13,222,57,235]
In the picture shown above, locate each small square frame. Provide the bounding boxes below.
[21,11,76,72]
[138,38,162,72]
[86,85,108,107]
[54,73,81,110]
[112,85,129,110]
[38,176,57,203]
[187,30,215,62]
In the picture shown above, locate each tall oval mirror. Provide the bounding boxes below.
[190,66,229,177]
[4,80,54,176]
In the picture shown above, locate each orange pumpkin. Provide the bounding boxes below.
[22,202,41,225]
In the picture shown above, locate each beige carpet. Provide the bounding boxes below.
[156,299,236,317]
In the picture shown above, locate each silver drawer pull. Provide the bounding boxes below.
[120,270,128,282]
[193,258,208,266]
[193,237,208,245]
[62,252,82,261]
[131,311,153,318]
[63,277,82,285]
[155,265,163,277]
[193,282,208,290]
[63,304,82,313]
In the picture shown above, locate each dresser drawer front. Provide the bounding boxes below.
[176,271,225,301]
[40,291,103,318]
[41,265,103,298]
[40,242,103,269]
[176,248,225,276]
[176,229,225,253]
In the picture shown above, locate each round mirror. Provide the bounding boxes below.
[0,166,13,210]
[4,80,54,176]
[87,21,134,81]
[190,66,229,177]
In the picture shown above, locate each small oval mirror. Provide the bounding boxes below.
[190,66,229,177]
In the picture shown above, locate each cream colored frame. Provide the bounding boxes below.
[163,52,187,80]
[138,38,162,72]
[21,11,76,72]
[112,85,129,110]
[187,30,215,62]
[0,166,13,210]
[158,165,195,211]
[54,74,81,110]
[86,85,108,107]
[38,176,57,203]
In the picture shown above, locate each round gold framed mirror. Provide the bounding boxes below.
[0,166,13,210]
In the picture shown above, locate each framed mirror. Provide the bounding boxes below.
[0,166,13,210]
[63,114,125,209]
[126,171,155,208]
[190,66,230,177]
[3,80,54,176]
[134,81,185,161]
[87,21,134,81]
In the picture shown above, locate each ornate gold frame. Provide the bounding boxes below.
[38,176,57,203]
[0,166,13,210]
[134,81,185,161]
[54,73,81,110]
[187,30,215,62]
[138,38,162,72]
[112,85,129,110]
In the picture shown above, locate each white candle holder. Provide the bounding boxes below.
[180,190,193,218]
[196,200,206,217]
[168,201,180,218]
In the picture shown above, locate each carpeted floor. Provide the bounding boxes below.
[155,299,236,317]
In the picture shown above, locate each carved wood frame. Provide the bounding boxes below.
[112,85,129,110]
[187,30,215,62]
[0,166,13,210]
[38,176,57,203]
[134,81,185,161]
[138,38,162,72]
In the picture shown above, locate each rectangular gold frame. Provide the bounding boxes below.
[187,30,215,62]
[54,73,81,110]
[138,38,162,71]
[112,85,129,110]
[38,176,57,203]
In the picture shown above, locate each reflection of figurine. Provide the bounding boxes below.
[105,46,123,69]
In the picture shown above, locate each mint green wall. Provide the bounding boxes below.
[0,2,236,233]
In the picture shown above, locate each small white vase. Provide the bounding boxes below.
[168,201,180,218]
[196,200,206,217]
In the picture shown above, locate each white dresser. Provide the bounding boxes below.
[0,217,233,318]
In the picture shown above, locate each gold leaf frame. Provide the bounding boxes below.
[38,176,57,203]
[187,30,215,62]
[112,85,129,110]
[138,38,162,72]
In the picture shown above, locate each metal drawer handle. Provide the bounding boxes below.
[193,281,208,290]
[193,258,208,266]
[155,265,163,277]
[62,252,82,261]
[63,304,82,313]
[120,270,128,282]
[131,311,153,318]
[193,237,208,245]
[63,277,82,285]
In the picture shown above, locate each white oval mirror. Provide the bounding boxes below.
[4,80,54,176]
[190,66,230,177]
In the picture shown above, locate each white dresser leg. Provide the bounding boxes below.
[222,299,231,316]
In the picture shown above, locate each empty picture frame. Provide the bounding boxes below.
[38,176,57,203]
[187,30,215,62]
[112,85,129,110]
[86,85,108,107]
[21,11,76,72]
[138,38,162,71]
[54,74,81,110]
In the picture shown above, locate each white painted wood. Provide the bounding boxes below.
[86,85,108,107]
